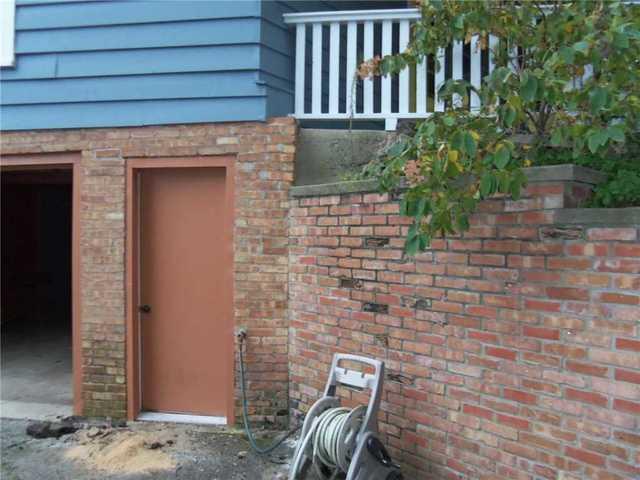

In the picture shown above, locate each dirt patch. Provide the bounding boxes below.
[2,418,293,480]
[65,427,178,475]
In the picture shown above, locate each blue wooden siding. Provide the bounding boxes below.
[0,0,406,131]
[1,0,266,130]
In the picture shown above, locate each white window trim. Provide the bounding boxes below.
[0,0,16,67]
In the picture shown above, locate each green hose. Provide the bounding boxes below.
[238,333,301,455]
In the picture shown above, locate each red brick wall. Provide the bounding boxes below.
[289,178,639,479]
[1,118,296,421]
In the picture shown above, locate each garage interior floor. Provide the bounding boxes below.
[1,168,74,420]
[1,326,73,419]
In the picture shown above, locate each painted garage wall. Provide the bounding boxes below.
[1,0,407,131]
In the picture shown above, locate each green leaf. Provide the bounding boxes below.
[387,141,406,157]
[479,173,493,198]
[550,128,564,147]
[613,32,629,49]
[607,124,625,142]
[405,234,420,256]
[559,46,575,64]
[405,224,421,256]
[456,214,470,231]
[503,106,517,127]
[451,130,465,151]
[589,87,608,114]
[573,41,590,54]
[443,116,456,127]
[463,132,477,157]
[520,73,538,102]
[587,129,609,154]
[510,178,522,200]
[415,197,430,220]
[503,175,513,194]
[494,146,510,169]
[400,198,409,216]
[418,233,429,251]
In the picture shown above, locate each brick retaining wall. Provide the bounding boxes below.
[1,118,296,421]
[289,170,640,479]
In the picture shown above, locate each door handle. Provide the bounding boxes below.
[138,304,152,313]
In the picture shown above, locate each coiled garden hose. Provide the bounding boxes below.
[237,331,301,455]
[290,404,365,478]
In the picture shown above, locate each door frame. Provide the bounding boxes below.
[125,156,235,422]
[0,153,83,415]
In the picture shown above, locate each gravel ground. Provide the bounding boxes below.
[1,417,294,480]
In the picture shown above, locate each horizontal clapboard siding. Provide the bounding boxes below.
[1,0,266,130]
[15,0,259,30]
[3,97,265,130]
[2,71,265,105]
[15,18,261,54]
[1,45,260,81]
[1,0,408,130]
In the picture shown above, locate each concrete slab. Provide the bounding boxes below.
[1,328,72,421]
[0,401,72,421]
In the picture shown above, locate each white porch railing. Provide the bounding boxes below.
[283,8,494,130]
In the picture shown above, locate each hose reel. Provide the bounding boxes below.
[289,354,403,480]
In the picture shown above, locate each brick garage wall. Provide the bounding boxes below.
[289,170,639,479]
[1,118,296,420]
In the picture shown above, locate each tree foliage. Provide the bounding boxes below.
[359,0,640,255]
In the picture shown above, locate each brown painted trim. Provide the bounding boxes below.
[125,156,235,422]
[0,153,84,416]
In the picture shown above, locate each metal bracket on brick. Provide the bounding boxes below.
[401,296,432,310]
[365,237,390,248]
[363,303,389,314]
[539,226,584,240]
[340,277,363,289]
[373,334,389,348]
[385,372,414,386]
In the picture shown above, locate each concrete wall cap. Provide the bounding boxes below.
[555,207,640,226]
[290,179,379,197]
[524,164,607,184]
[291,164,606,197]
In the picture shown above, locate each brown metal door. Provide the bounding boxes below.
[139,167,231,417]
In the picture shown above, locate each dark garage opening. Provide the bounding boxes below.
[1,168,73,419]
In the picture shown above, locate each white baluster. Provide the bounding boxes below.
[581,64,593,88]
[452,40,463,108]
[346,21,358,117]
[416,55,427,114]
[434,47,445,112]
[363,21,374,115]
[470,35,482,111]
[295,24,305,115]
[489,34,498,74]
[399,19,410,114]
[329,22,340,115]
[312,23,322,115]
[381,20,392,116]
[508,42,518,74]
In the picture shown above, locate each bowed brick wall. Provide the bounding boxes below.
[1,118,296,421]
[289,167,640,480]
